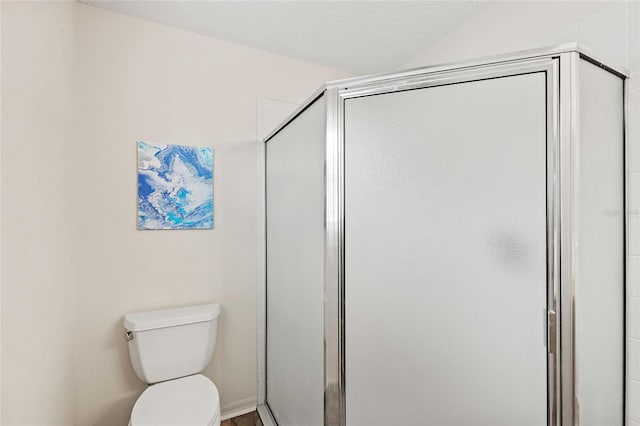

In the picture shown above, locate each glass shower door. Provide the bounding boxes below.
[265,97,326,426]
[344,73,549,425]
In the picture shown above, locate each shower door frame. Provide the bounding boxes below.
[260,44,628,426]
[322,46,626,426]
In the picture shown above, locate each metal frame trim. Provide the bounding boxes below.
[547,58,561,426]
[257,403,278,426]
[578,53,627,80]
[579,46,629,78]
[259,138,273,425]
[263,85,327,143]
[330,57,562,426]
[337,58,557,100]
[558,51,578,426]
[324,87,345,426]
[264,45,627,150]
[327,43,628,92]
[623,67,629,426]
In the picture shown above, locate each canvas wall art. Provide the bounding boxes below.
[137,141,214,230]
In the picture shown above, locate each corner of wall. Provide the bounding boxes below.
[626,1,640,425]
[0,2,4,422]
[399,1,617,70]
[1,2,79,424]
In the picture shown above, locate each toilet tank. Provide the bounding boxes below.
[124,303,220,384]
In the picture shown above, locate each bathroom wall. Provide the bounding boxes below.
[4,1,636,424]
[1,2,348,425]
[401,1,617,69]
[0,1,3,418]
[73,4,348,425]
[1,2,79,424]
[400,1,640,423]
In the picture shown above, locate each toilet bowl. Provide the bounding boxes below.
[124,304,221,426]
[129,375,220,426]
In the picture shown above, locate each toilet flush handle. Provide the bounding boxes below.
[124,331,134,341]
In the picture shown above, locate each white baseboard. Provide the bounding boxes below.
[221,397,257,420]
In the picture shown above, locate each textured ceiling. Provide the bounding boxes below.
[79,1,489,74]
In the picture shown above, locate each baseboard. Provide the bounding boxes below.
[220,397,257,420]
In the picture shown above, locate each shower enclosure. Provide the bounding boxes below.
[259,44,628,426]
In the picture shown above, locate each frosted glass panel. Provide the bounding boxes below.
[344,74,548,425]
[575,60,624,425]
[265,97,325,426]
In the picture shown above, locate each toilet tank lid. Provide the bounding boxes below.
[124,303,220,332]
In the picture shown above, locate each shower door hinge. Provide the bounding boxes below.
[547,310,557,354]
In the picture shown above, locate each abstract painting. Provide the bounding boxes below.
[137,141,214,230]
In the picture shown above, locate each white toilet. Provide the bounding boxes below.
[124,303,222,426]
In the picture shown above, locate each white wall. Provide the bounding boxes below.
[1,2,348,425]
[4,1,635,424]
[1,2,4,422]
[401,1,639,423]
[73,5,349,424]
[1,2,78,424]
[401,1,616,68]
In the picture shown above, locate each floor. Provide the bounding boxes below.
[221,411,263,426]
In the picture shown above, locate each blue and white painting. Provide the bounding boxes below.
[137,141,214,230]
